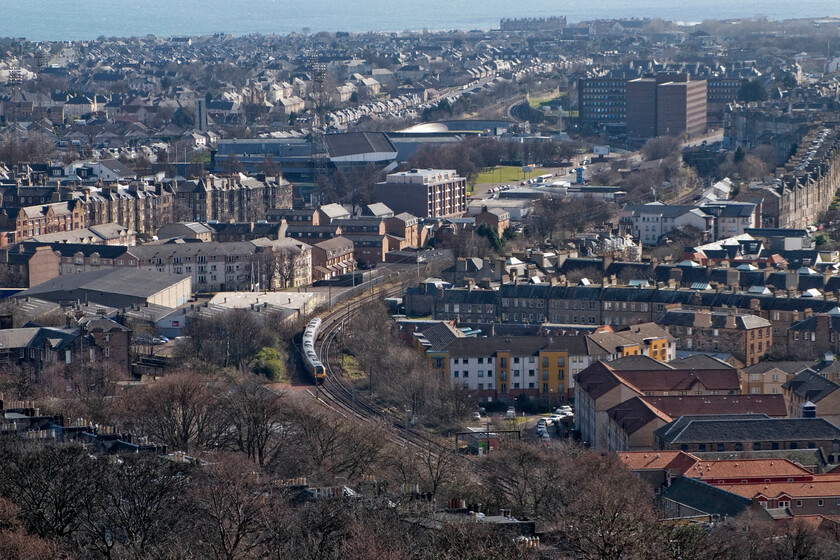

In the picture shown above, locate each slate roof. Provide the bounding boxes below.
[742,361,814,375]
[670,354,734,370]
[657,309,771,330]
[782,369,840,403]
[655,417,840,445]
[662,477,753,517]
[790,315,840,333]
[642,394,787,418]
[416,321,465,350]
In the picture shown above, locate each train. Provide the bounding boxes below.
[302,318,326,384]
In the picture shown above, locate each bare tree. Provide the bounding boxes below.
[193,455,269,560]
[223,381,286,466]
[119,372,227,452]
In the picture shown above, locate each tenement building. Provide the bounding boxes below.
[748,126,840,229]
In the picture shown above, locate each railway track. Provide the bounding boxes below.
[297,269,521,501]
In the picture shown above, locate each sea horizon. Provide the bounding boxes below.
[1,0,838,42]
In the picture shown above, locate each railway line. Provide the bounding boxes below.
[294,266,520,500]
[314,284,447,452]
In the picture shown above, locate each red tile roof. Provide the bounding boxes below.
[618,450,699,473]
[685,459,813,481]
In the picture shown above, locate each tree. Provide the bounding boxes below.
[641,136,682,161]
[475,223,503,254]
[223,381,286,466]
[0,496,72,560]
[179,309,276,371]
[0,441,91,540]
[738,78,768,102]
[77,454,192,560]
[553,453,659,560]
[192,456,269,560]
[120,372,227,452]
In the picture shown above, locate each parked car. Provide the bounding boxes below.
[555,406,573,416]
[472,412,482,421]
[506,407,516,418]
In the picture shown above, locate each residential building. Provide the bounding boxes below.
[654,415,840,459]
[575,356,742,451]
[374,169,466,218]
[787,308,840,361]
[606,394,787,452]
[783,369,840,427]
[657,309,773,366]
[430,334,613,403]
[311,237,355,281]
[587,323,677,363]
[740,361,805,395]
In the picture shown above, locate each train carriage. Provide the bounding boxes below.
[302,318,326,384]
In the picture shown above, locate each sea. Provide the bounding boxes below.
[1,0,839,41]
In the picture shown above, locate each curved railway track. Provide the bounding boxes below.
[295,273,520,500]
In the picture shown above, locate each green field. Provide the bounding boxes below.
[475,165,537,185]
[528,91,565,109]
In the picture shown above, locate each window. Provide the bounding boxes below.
[819,499,825,507]
[454,371,459,378]
[796,500,803,508]
[698,444,707,452]
[753,443,761,451]
[478,370,484,377]
[433,358,444,368]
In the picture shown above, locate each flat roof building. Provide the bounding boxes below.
[374,169,466,218]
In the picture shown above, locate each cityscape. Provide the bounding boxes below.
[2,9,840,559]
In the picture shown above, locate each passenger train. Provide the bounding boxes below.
[302,318,326,384]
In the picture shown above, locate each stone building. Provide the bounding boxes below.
[657,308,773,366]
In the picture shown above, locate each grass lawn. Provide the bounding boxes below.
[341,353,366,379]
[528,91,565,109]
[475,165,536,185]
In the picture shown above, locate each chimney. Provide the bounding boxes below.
[695,311,713,329]
[725,312,737,330]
